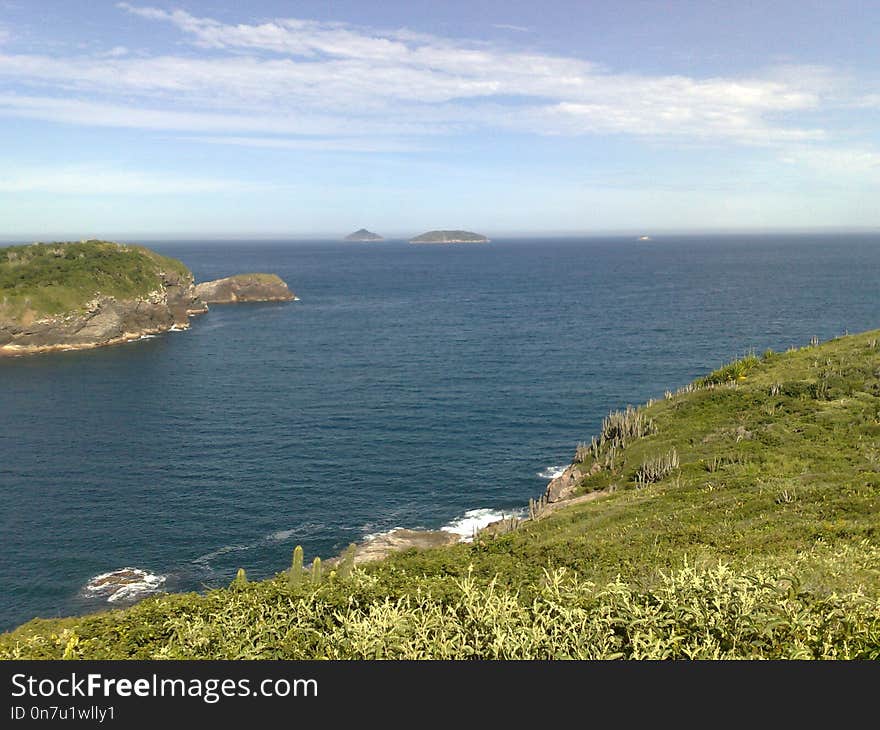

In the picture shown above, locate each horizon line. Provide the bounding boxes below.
[2,226,880,243]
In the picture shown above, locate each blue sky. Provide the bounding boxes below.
[1,1,879,237]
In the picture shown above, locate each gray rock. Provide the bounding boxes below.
[194,274,296,304]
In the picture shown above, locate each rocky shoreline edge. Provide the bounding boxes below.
[328,462,603,567]
[0,272,296,357]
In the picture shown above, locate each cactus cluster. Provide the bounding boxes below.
[635,448,680,487]
[288,543,359,588]
[573,442,591,464]
[497,515,520,535]
[600,406,657,449]
[574,406,655,472]
[337,544,357,579]
[528,494,550,521]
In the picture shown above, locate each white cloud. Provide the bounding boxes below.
[492,24,532,33]
[780,146,880,175]
[0,4,850,149]
[188,135,429,153]
[0,164,265,195]
[0,94,449,136]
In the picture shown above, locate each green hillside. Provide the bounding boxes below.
[3,330,879,659]
[0,240,191,321]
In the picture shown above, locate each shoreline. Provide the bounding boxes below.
[328,473,609,566]
[0,316,201,358]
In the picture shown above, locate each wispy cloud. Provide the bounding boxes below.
[188,135,429,153]
[492,24,532,33]
[0,164,266,195]
[780,146,880,175]
[0,3,861,157]
[0,94,450,136]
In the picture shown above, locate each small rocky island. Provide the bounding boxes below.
[344,228,383,242]
[194,274,296,304]
[409,230,490,244]
[0,240,295,356]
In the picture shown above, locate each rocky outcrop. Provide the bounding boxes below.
[328,529,460,567]
[0,268,207,356]
[544,464,587,503]
[194,274,296,304]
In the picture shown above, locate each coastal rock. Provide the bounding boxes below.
[348,528,460,565]
[194,274,296,304]
[82,568,166,604]
[0,267,207,355]
[544,464,585,502]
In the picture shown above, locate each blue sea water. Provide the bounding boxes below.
[1,234,878,630]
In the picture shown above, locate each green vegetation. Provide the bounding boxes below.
[0,240,191,321]
[3,331,880,659]
[221,273,284,284]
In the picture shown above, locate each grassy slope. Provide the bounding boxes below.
[3,331,879,659]
[0,240,191,321]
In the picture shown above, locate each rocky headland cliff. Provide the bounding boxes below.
[0,241,296,356]
[0,241,207,356]
[194,274,296,304]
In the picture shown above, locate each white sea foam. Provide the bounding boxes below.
[362,526,405,542]
[537,465,567,480]
[267,529,298,542]
[192,524,326,570]
[442,508,525,542]
[192,544,249,567]
[82,568,166,604]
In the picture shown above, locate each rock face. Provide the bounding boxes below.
[409,230,489,243]
[194,274,296,304]
[345,228,383,242]
[544,464,585,503]
[0,267,207,355]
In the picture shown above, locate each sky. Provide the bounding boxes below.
[1,0,880,238]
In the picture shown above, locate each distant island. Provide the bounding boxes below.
[409,230,490,244]
[344,228,383,242]
[0,240,296,356]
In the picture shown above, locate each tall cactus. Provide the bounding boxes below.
[338,543,357,579]
[311,556,322,584]
[232,567,248,589]
[288,545,304,588]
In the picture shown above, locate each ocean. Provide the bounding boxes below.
[1,233,878,630]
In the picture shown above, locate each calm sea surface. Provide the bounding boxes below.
[1,234,878,629]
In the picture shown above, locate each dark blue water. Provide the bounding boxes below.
[1,234,878,630]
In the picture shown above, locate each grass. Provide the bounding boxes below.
[2,330,880,659]
[0,240,191,322]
